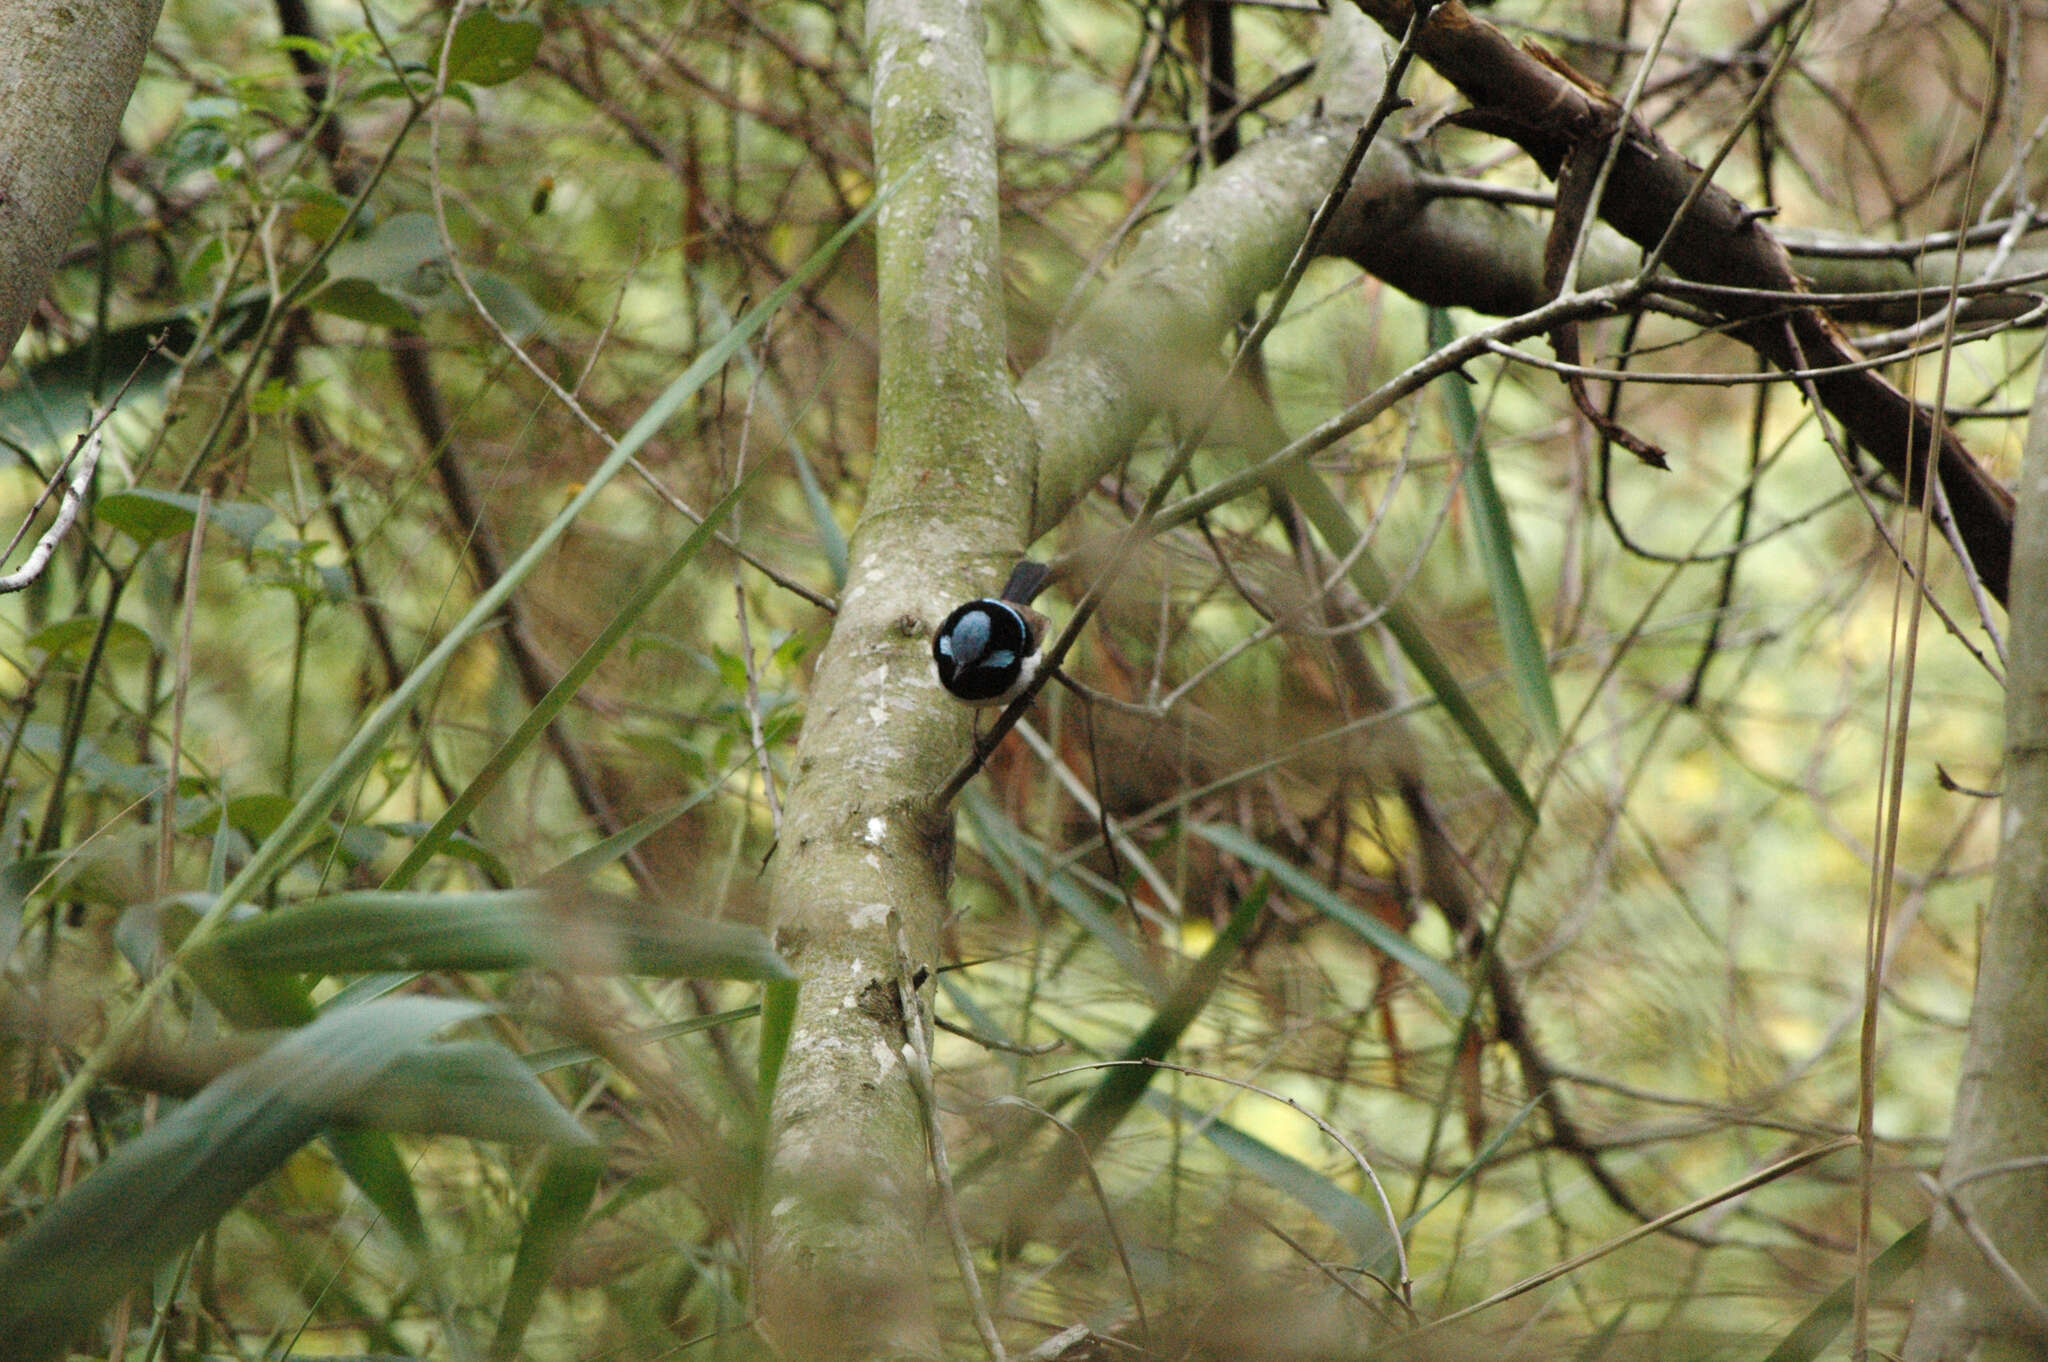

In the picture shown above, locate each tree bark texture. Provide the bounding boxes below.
[1901,344,2048,1359]
[751,0,1034,1356]
[0,0,164,365]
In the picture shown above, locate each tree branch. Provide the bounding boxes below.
[1342,0,2016,602]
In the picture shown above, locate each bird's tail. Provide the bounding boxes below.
[1000,559,1053,605]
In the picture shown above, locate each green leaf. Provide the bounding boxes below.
[0,300,267,451]
[97,489,275,548]
[193,887,795,981]
[1429,308,1560,745]
[1069,879,1264,1144]
[1279,464,1539,823]
[1188,822,1470,1014]
[491,1147,604,1361]
[323,1129,428,1249]
[1152,1092,1399,1274]
[525,1006,761,1073]
[304,277,422,330]
[962,790,1166,999]
[25,616,156,663]
[0,854,61,961]
[309,212,451,326]
[759,980,799,1103]
[1402,1093,1540,1232]
[545,777,732,882]
[446,10,544,86]
[338,1042,594,1145]
[181,792,295,843]
[1760,1219,1927,1362]
[471,268,548,341]
[0,998,489,1362]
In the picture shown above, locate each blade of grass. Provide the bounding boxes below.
[1188,822,1469,1015]
[1401,1092,1541,1233]
[1278,463,1538,822]
[758,979,799,1104]
[490,1147,605,1361]
[1429,307,1560,745]
[1761,1219,1927,1362]
[383,472,762,891]
[1006,880,1266,1245]
[525,1006,761,1073]
[964,788,1166,999]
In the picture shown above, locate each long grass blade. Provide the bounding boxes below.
[383,472,761,891]
[1429,307,1560,744]
[1189,822,1468,1014]
[1278,463,1539,822]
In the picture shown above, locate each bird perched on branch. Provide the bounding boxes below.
[932,560,1053,707]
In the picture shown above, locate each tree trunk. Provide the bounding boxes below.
[1901,340,2048,1359]
[0,0,165,365]
[749,0,1034,1355]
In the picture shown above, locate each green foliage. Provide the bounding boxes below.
[0,998,564,1362]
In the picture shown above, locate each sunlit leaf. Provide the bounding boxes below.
[25,616,156,663]
[97,489,275,548]
[446,10,544,86]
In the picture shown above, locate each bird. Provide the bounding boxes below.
[932,560,1053,707]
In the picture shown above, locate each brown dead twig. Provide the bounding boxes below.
[1345,0,2018,604]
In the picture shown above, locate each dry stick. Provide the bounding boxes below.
[991,1096,1153,1349]
[1,349,160,593]
[1856,112,1991,1359]
[0,428,102,595]
[896,923,1007,1362]
[159,492,212,895]
[937,2,1444,806]
[1375,1137,1856,1349]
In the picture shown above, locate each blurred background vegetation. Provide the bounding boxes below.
[0,0,2034,1356]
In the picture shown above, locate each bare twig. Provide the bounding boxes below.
[0,426,102,595]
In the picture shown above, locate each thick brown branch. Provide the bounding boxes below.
[1346,0,2016,603]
